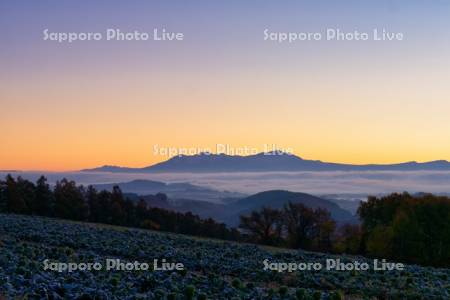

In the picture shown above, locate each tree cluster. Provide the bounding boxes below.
[358,192,450,267]
[0,175,240,241]
[239,193,450,267]
[239,203,337,252]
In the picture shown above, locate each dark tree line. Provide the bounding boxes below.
[0,175,240,241]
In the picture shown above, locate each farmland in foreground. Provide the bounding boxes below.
[0,213,449,299]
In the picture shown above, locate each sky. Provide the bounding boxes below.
[1,0,450,171]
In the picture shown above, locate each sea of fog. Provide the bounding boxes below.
[1,171,450,197]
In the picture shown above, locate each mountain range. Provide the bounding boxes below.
[82,152,450,173]
[125,189,356,226]
[94,179,356,225]
[93,179,244,203]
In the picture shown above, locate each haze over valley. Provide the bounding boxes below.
[3,153,450,202]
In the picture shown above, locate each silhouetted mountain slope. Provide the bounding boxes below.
[82,153,450,173]
[223,190,356,226]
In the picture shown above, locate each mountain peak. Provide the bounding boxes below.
[82,154,450,173]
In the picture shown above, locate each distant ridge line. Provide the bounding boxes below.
[81,153,450,173]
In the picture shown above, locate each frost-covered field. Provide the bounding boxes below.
[0,213,449,299]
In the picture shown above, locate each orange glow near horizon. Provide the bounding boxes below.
[2,64,450,171]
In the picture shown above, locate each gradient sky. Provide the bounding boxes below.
[1,0,450,171]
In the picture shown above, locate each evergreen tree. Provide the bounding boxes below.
[86,185,100,222]
[0,178,6,212]
[110,186,125,225]
[5,175,28,214]
[54,178,87,220]
[34,176,53,216]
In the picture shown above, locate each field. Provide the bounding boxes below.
[0,213,448,299]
